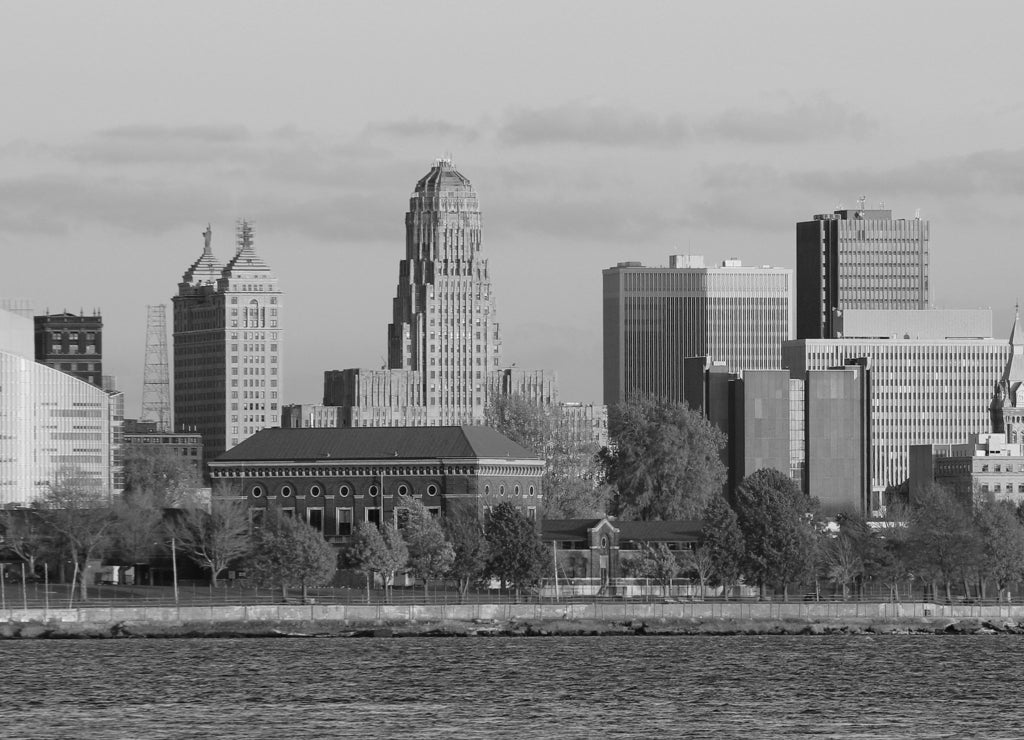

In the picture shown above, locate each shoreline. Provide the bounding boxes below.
[4,614,1024,639]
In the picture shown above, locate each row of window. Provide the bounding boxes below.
[251,482,441,499]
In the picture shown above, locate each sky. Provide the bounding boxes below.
[2,1,1024,417]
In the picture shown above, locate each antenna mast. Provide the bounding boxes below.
[141,304,172,432]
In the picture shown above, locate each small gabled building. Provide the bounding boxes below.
[208,425,544,547]
[542,517,703,582]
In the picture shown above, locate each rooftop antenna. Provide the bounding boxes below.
[915,208,921,220]
[857,195,867,210]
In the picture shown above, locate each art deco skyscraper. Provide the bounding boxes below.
[325,159,556,428]
[796,204,929,339]
[173,222,283,460]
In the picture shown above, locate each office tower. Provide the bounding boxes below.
[34,310,103,387]
[686,358,870,516]
[172,222,283,460]
[327,159,559,427]
[602,255,793,407]
[783,312,1007,506]
[141,305,172,432]
[796,203,929,339]
[1,303,122,505]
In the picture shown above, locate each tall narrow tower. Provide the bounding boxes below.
[173,222,283,460]
[387,158,502,420]
[141,304,172,432]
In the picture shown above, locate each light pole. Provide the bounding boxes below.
[171,537,179,605]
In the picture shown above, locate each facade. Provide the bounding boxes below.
[172,222,283,461]
[602,255,793,406]
[910,433,1024,506]
[208,426,544,545]
[686,358,871,516]
[796,206,929,340]
[0,305,122,505]
[543,518,702,583]
[783,335,1007,500]
[326,159,557,428]
[34,311,103,387]
[122,419,203,475]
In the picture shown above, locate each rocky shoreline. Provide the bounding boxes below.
[4,615,1024,639]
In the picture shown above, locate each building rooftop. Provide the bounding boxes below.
[214,425,540,463]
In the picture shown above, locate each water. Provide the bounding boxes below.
[1,635,1019,739]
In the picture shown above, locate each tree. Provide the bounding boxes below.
[681,547,715,600]
[624,542,681,591]
[443,507,490,601]
[0,508,52,580]
[402,499,454,598]
[734,468,817,601]
[602,394,727,520]
[36,471,115,602]
[246,510,336,602]
[169,497,252,587]
[906,484,980,602]
[486,394,610,518]
[485,502,547,598]
[699,496,745,600]
[348,522,408,602]
[122,445,203,507]
[824,534,862,601]
[973,499,1024,602]
[110,490,165,580]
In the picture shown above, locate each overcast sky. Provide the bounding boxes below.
[2,1,1023,416]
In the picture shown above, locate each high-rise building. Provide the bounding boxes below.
[602,255,793,407]
[34,310,103,387]
[783,319,1007,505]
[686,358,871,516]
[326,159,561,427]
[172,222,283,461]
[796,204,929,339]
[1,303,122,505]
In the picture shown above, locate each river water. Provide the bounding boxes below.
[1,634,1019,739]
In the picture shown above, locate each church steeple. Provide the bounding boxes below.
[991,305,1024,436]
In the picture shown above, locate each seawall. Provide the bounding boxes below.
[4,602,1024,639]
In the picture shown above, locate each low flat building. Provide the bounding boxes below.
[208,425,544,546]
[910,433,1024,505]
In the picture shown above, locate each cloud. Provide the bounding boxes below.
[71,125,254,165]
[790,149,1024,199]
[704,93,876,144]
[497,102,690,148]
[363,119,480,142]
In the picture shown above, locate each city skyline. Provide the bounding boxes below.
[2,3,1023,416]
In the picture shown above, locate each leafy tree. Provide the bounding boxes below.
[624,542,681,591]
[824,534,862,601]
[36,471,115,602]
[486,394,610,518]
[0,508,52,579]
[443,506,490,601]
[122,445,203,507]
[681,547,715,600]
[699,496,745,600]
[110,490,165,578]
[169,497,252,587]
[402,498,455,598]
[485,502,547,598]
[734,468,817,601]
[348,521,408,602]
[973,499,1024,602]
[246,510,336,602]
[602,393,727,520]
[906,484,980,602]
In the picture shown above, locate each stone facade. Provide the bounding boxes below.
[172,222,283,460]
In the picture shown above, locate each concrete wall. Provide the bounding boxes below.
[5,601,1024,625]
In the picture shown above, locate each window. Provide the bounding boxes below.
[281,508,295,518]
[397,484,409,496]
[339,484,351,497]
[427,484,438,496]
[280,485,293,498]
[337,507,353,536]
[527,507,537,521]
[307,508,324,532]
[499,485,506,496]
[309,484,322,497]
[368,485,379,497]
[251,485,263,498]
